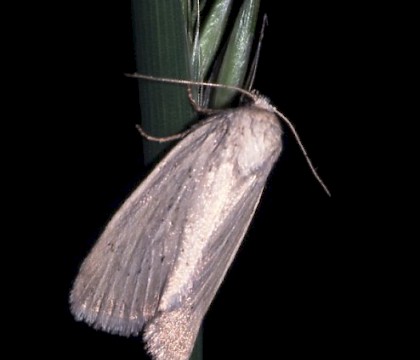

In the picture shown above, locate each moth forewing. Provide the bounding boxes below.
[70,96,282,360]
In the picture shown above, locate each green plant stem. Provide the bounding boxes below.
[132,0,193,165]
[131,1,202,360]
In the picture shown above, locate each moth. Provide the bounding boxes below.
[70,75,329,360]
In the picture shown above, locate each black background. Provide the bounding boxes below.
[11,1,401,358]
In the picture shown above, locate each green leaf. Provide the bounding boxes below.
[192,0,235,81]
[212,0,260,107]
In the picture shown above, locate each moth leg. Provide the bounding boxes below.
[135,124,190,143]
[186,85,216,115]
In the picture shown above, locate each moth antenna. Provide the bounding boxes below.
[125,73,258,103]
[128,73,331,196]
[273,108,331,197]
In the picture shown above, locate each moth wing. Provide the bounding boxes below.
[192,181,266,310]
[143,180,267,360]
[70,120,223,336]
[142,107,282,360]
